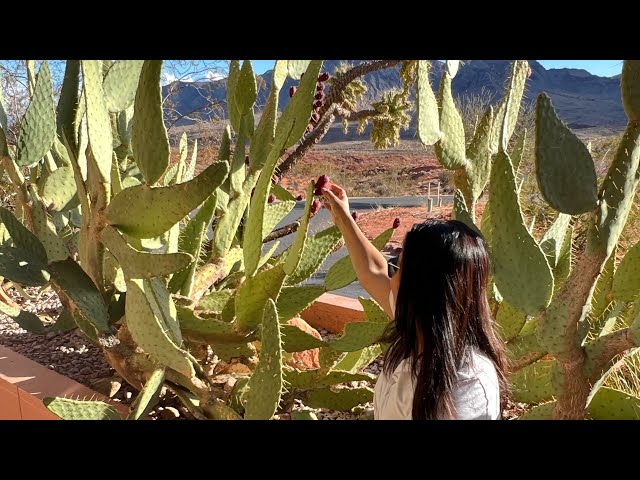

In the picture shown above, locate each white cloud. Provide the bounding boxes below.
[161,72,177,85]
[206,70,224,81]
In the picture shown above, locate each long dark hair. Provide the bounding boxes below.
[379,219,508,420]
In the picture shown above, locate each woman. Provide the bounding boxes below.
[321,183,508,420]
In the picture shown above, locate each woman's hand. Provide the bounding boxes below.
[321,183,351,229]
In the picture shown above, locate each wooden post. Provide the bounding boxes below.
[428,198,434,212]
[428,182,431,198]
[437,181,441,204]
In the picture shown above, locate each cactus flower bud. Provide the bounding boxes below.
[393,218,401,229]
[245,155,250,165]
[289,86,297,97]
[316,83,324,92]
[314,175,331,195]
[268,194,276,204]
[311,199,322,215]
[318,72,329,82]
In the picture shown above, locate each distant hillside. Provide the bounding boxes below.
[162,60,626,137]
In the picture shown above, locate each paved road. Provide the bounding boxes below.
[267,195,454,298]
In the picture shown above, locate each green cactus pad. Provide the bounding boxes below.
[0,207,46,261]
[0,246,50,286]
[276,286,326,323]
[591,123,640,257]
[452,190,481,235]
[465,106,494,202]
[535,94,598,214]
[100,225,193,280]
[234,60,257,115]
[511,129,527,175]
[167,193,217,295]
[259,241,281,270]
[319,348,347,370]
[243,299,284,420]
[81,60,113,182]
[501,60,529,149]
[284,368,375,389]
[278,61,323,150]
[271,184,296,202]
[44,397,122,420]
[56,60,80,151]
[328,321,387,352]
[103,60,144,113]
[291,410,318,420]
[53,308,77,333]
[496,300,526,341]
[506,322,547,367]
[332,345,382,374]
[434,66,467,170]
[106,160,229,238]
[612,239,640,302]
[176,306,242,343]
[42,166,79,212]
[0,300,45,333]
[621,60,640,121]
[127,367,165,420]
[30,193,69,262]
[263,200,296,241]
[210,342,256,362]
[198,290,233,314]
[132,60,169,185]
[284,184,314,276]
[324,228,393,291]
[305,386,374,411]
[212,190,249,258]
[591,251,616,318]
[103,248,126,290]
[416,60,441,146]
[226,61,242,132]
[288,60,310,80]
[587,387,640,420]
[509,359,558,404]
[235,265,286,330]
[359,297,390,324]
[184,138,198,182]
[517,401,556,420]
[487,151,554,316]
[540,213,572,267]
[249,74,280,170]
[125,278,195,378]
[16,61,56,167]
[230,115,249,195]
[286,226,343,286]
[281,324,327,352]
[49,259,112,335]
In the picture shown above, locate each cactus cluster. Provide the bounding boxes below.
[417,59,640,419]
[0,60,395,420]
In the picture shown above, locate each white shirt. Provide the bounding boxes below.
[373,348,501,420]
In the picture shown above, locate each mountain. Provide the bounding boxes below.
[162,60,626,136]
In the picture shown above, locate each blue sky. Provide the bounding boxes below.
[162,60,624,84]
[251,60,624,77]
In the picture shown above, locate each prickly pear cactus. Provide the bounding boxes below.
[416,59,640,420]
[0,59,393,420]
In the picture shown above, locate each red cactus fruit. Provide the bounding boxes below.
[306,124,314,133]
[318,72,330,82]
[310,112,320,123]
[289,86,297,97]
[296,195,304,201]
[316,83,324,92]
[311,199,322,215]
[314,92,324,101]
[351,211,358,221]
[314,175,331,195]
[393,218,401,229]
[268,194,276,204]
[313,100,323,109]
[245,155,250,165]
